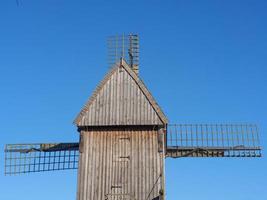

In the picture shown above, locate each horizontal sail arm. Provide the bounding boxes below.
[5,143,79,175]
[166,124,262,158]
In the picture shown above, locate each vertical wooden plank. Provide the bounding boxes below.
[91,131,97,199]
[132,129,138,199]
[97,129,103,200]
[126,72,130,125]
[144,129,148,199]
[118,69,122,125]
[115,68,119,125]
[122,69,126,125]
[150,129,155,198]
[119,68,124,124]
[110,70,115,125]
[82,131,88,200]
[106,77,111,125]
[102,131,107,199]
[85,131,92,200]
[131,77,135,125]
[102,79,107,125]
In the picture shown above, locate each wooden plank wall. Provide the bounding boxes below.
[76,126,164,200]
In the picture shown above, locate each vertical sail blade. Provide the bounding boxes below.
[166,124,261,158]
[4,143,79,175]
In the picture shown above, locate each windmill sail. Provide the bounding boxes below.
[5,143,79,175]
[166,124,261,158]
[107,34,139,70]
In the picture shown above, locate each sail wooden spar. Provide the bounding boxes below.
[166,124,262,158]
[4,143,79,175]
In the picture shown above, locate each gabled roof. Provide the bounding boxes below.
[74,59,168,126]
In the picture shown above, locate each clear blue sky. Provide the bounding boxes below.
[0,0,266,199]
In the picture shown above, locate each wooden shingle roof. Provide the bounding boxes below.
[74,59,168,126]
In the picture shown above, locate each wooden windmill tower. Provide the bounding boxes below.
[5,34,262,200]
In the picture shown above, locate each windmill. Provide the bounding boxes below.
[5,34,262,200]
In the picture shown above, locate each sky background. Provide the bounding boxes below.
[0,0,267,199]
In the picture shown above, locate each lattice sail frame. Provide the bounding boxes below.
[107,34,139,68]
[5,143,79,175]
[166,124,261,157]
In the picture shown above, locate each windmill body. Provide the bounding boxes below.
[4,35,262,200]
[74,59,167,200]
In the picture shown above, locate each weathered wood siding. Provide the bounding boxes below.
[75,61,167,126]
[77,126,164,200]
